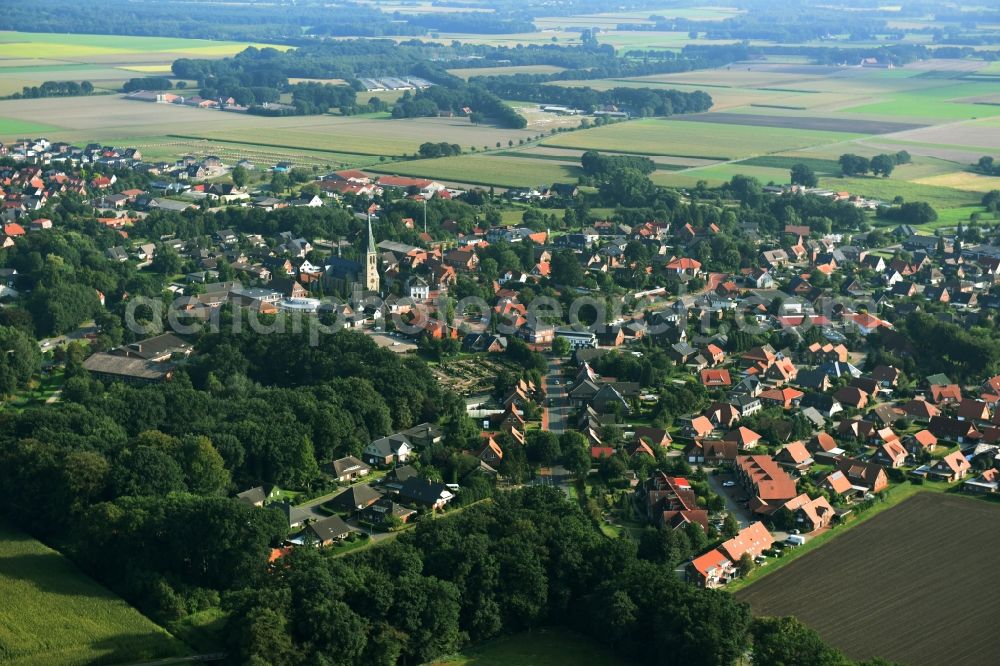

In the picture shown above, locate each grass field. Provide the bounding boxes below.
[818,174,984,210]
[434,629,631,666]
[0,522,188,665]
[540,118,864,160]
[736,493,1000,666]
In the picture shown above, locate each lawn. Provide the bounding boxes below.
[541,118,864,160]
[434,629,631,666]
[0,522,189,665]
[368,154,582,188]
[735,492,1000,666]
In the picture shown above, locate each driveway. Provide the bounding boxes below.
[543,357,569,434]
[707,470,754,528]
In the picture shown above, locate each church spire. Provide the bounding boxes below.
[364,214,380,293]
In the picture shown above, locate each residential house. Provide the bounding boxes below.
[327,484,382,513]
[724,427,763,451]
[782,493,835,532]
[734,455,798,515]
[834,457,888,494]
[872,440,908,468]
[362,434,413,466]
[397,477,454,510]
[305,515,352,546]
[327,456,371,483]
[361,496,417,525]
[926,450,971,482]
[774,441,814,472]
[963,468,1000,494]
[719,521,774,563]
[688,549,734,589]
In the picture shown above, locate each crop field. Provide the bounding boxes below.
[0,117,57,136]
[192,116,540,158]
[0,522,188,666]
[736,493,1000,666]
[541,118,864,160]
[368,154,582,188]
[125,136,384,171]
[669,111,925,134]
[913,171,1000,193]
[0,31,284,99]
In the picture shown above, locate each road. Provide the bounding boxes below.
[37,322,98,351]
[707,469,754,528]
[543,357,569,434]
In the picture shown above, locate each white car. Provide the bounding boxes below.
[722,481,736,488]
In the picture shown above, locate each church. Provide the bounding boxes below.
[323,217,380,296]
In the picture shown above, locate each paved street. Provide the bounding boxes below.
[543,357,569,433]
[707,470,753,528]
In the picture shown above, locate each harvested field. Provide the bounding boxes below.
[448,65,566,79]
[913,171,1000,193]
[541,118,864,160]
[670,111,926,134]
[879,117,1000,152]
[0,96,538,156]
[736,493,1000,666]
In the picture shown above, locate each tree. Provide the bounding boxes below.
[838,154,870,177]
[270,171,290,193]
[789,163,818,187]
[750,616,852,666]
[551,249,585,286]
[560,431,591,478]
[870,154,895,177]
[526,431,561,466]
[551,336,570,357]
[722,513,740,538]
[737,552,756,577]
[181,436,230,495]
[231,165,249,187]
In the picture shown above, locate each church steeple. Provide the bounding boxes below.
[364,215,380,293]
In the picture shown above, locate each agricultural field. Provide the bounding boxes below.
[123,136,384,171]
[448,65,566,79]
[736,493,1000,666]
[369,154,582,189]
[434,629,631,666]
[540,118,865,160]
[0,521,188,666]
[0,31,286,97]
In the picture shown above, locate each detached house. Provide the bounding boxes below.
[363,434,413,466]
[926,451,971,482]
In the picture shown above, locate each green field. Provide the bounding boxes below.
[0,31,285,99]
[0,117,57,135]
[369,154,582,188]
[0,31,283,58]
[435,629,631,666]
[541,118,864,160]
[0,522,188,666]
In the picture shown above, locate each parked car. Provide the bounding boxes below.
[722,480,735,487]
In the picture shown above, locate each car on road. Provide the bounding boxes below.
[722,480,735,487]
[552,379,560,385]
